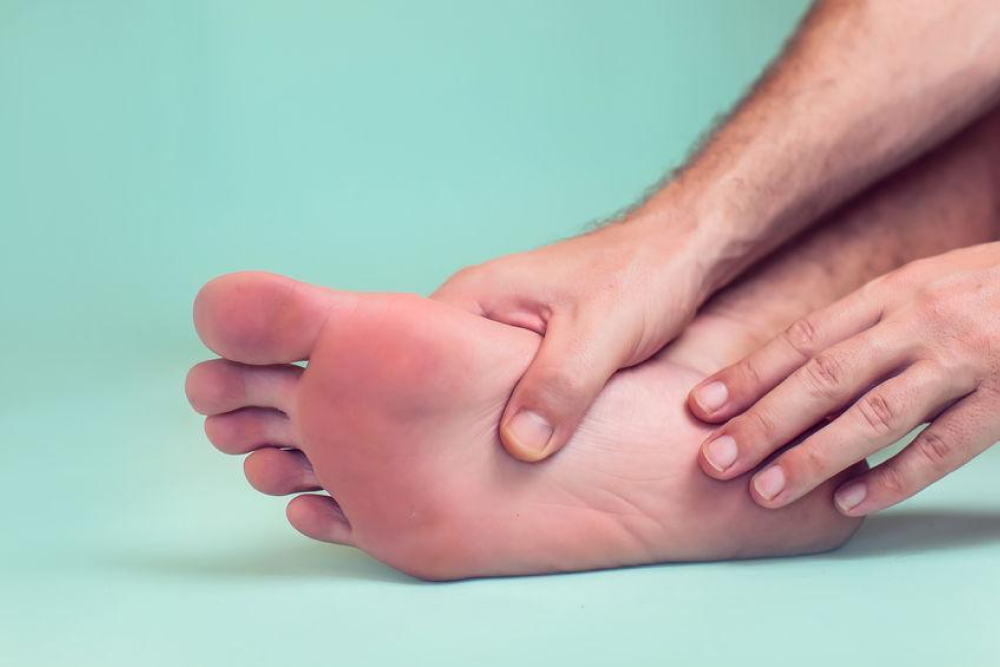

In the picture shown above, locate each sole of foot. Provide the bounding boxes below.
[188,271,862,580]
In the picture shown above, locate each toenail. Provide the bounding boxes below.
[506,410,554,457]
[835,482,867,513]
[754,466,786,501]
[694,381,728,413]
[703,435,738,472]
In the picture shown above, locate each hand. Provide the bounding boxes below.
[434,216,712,462]
[687,243,1000,516]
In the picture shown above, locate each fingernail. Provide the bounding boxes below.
[754,466,786,500]
[694,381,728,413]
[506,410,554,456]
[703,435,738,472]
[835,482,867,513]
[694,380,729,412]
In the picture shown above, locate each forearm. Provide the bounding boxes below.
[633,0,1000,299]
[703,106,1000,340]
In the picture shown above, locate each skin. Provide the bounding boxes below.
[435,0,1000,464]
[693,244,1000,517]
[695,243,1000,516]
[185,105,1000,578]
[187,272,862,580]
[691,110,1000,515]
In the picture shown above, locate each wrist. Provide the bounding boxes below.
[622,184,756,305]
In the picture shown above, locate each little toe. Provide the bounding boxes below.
[204,407,294,455]
[193,271,355,365]
[286,494,354,547]
[186,359,301,416]
[243,448,320,496]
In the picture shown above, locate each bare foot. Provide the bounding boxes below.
[187,272,861,579]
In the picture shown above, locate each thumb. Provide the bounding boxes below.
[500,313,634,462]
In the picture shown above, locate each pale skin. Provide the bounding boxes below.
[433,0,1000,464]
[185,105,1000,578]
[689,110,1000,516]
[190,274,861,579]
[693,243,1000,517]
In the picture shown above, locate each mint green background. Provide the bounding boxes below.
[2,2,998,665]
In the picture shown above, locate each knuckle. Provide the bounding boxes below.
[798,353,845,397]
[782,317,820,357]
[795,443,831,479]
[436,267,485,300]
[741,408,778,440]
[854,391,899,436]
[733,356,764,391]
[450,262,493,288]
[912,429,956,472]
[856,277,885,304]
[528,365,590,406]
[916,285,956,322]
[933,350,972,379]
[874,463,911,498]
[448,264,480,284]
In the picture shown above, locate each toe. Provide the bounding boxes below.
[186,359,301,416]
[287,494,354,546]
[204,407,294,454]
[243,448,320,496]
[193,271,350,364]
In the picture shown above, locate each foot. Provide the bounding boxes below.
[187,272,862,579]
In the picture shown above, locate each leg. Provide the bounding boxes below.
[667,103,1000,368]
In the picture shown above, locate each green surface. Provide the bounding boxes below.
[2,1,997,665]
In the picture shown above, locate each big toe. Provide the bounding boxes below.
[193,271,351,364]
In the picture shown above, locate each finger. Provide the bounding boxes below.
[432,271,552,336]
[699,322,909,479]
[833,389,998,516]
[689,287,882,422]
[500,311,640,462]
[749,362,969,509]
